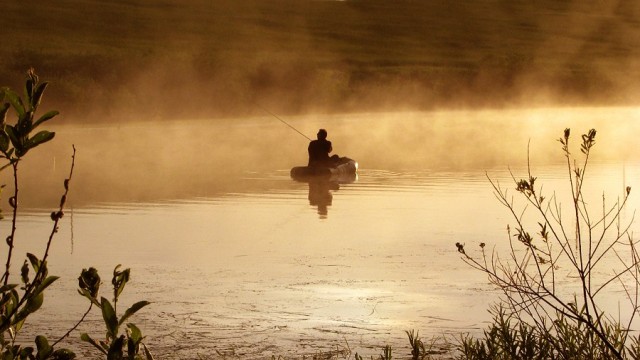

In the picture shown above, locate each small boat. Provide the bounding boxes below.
[290,157,358,181]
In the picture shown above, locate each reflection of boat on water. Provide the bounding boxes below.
[290,157,358,182]
[290,158,358,218]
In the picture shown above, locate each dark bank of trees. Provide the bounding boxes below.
[2,0,640,122]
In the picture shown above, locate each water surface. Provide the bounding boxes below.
[6,107,640,358]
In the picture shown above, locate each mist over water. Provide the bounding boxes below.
[8,106,638,210]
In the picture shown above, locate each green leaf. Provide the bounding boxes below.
[26,253,41,274]
[33,110,58,129]
[0,103,9,126]
[118,301,150,326]
[13,292,44,323]
[25,292,44,314]
[4,289,19,316]
[101,297,119,338]
[3,88,25,117]
[31,82,48,110]
[112,266,130,300]
[26,130,55,150]
[20,261,29,285]
[14,317,26,334]
[81,333,108,355]
[0,284,18,293]
[18,346,34,359]
[4,125,21,154]
[35,276,59,295]
[35,335,52,360]
[127,323,143,343]
[25,78,34,105]
[0,131,10,154]
[0,297,11,313]
[17,111,33,134]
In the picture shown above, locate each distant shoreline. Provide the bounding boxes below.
[3,0,639,123]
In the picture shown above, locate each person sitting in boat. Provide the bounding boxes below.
[308,129,340,168]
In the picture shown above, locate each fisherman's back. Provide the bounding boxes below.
[308,139,332,167]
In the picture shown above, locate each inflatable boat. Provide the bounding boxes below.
[290,157,358,181]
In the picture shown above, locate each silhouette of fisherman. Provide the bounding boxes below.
[308,129,339,168]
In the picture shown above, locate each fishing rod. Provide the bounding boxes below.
[255,103,312,141]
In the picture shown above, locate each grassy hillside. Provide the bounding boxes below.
[2,0,640,121]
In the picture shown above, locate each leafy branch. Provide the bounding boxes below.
[457,128,638,359]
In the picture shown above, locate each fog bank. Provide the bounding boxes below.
[4,107,638,210]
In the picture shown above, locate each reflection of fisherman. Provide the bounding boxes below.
[308,129,339,168]
[308,179,339,219]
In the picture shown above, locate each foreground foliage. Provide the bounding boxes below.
[456,128,640,359]
[0,70,152,359]
[458,305,640,360]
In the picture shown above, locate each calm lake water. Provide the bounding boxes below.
[5,107,640,358]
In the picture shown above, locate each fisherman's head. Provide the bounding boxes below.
[317,129,327,140]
